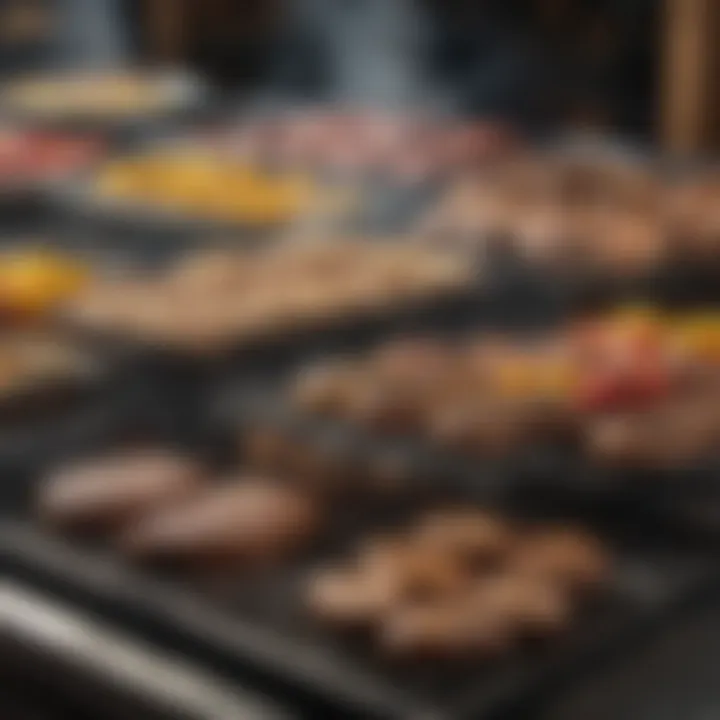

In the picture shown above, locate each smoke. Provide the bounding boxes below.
[291,0,446,112]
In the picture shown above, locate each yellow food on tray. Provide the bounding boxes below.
[0,249,89,318]
[670,313,720,364]
[494,354,577,399]
[2,73,172,119]
[96,152,334,225]
[596,306,720,366]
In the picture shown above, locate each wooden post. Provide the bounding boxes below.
[660,0,715,155]
[147,0,185,64]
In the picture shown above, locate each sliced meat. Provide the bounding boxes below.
[38,450,205,533]
[122,477,320,566]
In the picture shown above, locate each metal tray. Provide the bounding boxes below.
[225,381,720,500]
[51,245,500,435]
[220,351,720,533]
[0,581,289,720]
[413,134,720,312]
[59,253,557,460]
[49,126,365,243]
[0,435,718,720]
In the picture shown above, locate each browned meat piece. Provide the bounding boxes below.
[38,451,205,533]
[381,572,571,657]
[307,538,420,629]
[667,177,720,255]
[357,536,470,603]
[291,363,368,417]
[341,382,425,434]
[471,575,571,637]
[585,412,661,467]
[380,600,516,659]
[365,450,415,492]
[427,399,541,455]
[584,211,665,276]
[418,180,513,240]
[274,439,354,492]
[122,478,320,566]
[307,567,399,629]
[243,428,360,493]
[411,509,513,569]
[510,528,610,594]
[308,505,610,658]
[338,339,462,431]
[428,338,578,448]
[165,250,247,292]
[586,394,720,468]
[460,336,522,381]
[242,428,294,473]
[511,203,577,264]
[510,202,663,277]
[369,338,456,383]
[554,158,659,212]
[493,157,564,207]
[308,534,469,630]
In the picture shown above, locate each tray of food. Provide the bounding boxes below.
[53,109,517,239]
[415,148,720,308]
[58,240,483,365]
[195,110,516,184]
[222,305,720,502]
[0,434,717,720]
[54,136,357,236]
[43,236,558,484]
[63,150,351,235]
[0,70,206,131]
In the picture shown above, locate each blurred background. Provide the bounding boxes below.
[3,2,720,720]
[0,0,662,138]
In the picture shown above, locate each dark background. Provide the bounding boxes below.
[0,0,660,137]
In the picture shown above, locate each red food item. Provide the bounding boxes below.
[0,131,102,183]
[570,316,666,372]
[279,115,329,167]
[574,362,671,412]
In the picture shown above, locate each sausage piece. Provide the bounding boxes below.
[122,477,320,566]
[38,451,205,533]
